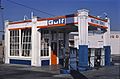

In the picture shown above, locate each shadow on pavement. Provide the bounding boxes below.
[70,70,88,79]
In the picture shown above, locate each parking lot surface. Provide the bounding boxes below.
[0,63,119,79]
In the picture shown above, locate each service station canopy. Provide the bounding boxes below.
[8,14,108,32]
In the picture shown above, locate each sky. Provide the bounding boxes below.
[0,0,120,39]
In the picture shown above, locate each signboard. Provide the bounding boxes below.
[8,22,32,29]
[48,18,66,26]
[88,18,107,27]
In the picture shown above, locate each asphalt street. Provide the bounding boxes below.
[82,65,120,79]
[0,64,72,79]
[0,63,119,79]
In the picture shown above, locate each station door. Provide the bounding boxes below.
[51,42,57,65]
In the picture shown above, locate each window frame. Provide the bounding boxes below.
[9,28,32,58]
[41,29,50,57]
[9,30,20,56]
[21,28,32,57]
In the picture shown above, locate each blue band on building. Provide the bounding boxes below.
[10,59,31,65]
[41,60,50,66]
[104,46,111,66]
[78,45,88,70]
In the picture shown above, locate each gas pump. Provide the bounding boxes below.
[63,47,78,70]
[69,47,78,70]
[60,47,78,74]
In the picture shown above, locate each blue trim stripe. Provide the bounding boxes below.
[41,60,49,66]
[10,59,31,65]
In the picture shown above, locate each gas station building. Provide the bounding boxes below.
[4,9,111,70]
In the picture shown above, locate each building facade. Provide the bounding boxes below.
[4,9,111,70]
[110,31,120,55]
[69,31,120,55]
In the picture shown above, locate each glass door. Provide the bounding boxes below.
[58,33,65,65]
[51,31,57,65]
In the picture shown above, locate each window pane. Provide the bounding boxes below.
[10,30,19,56]
[116,35,119,38]
[21,28,31,57]
[41,29,49,57]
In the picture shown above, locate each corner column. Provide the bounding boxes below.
[77,9,89,70]
[103,18,111,66]
[31,16,39,66]
[4,20,10,64]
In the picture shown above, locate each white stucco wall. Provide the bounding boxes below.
[71,31,120,55]
[110,31,120,55]
[74,32,104,48]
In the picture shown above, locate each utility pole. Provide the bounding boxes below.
[0,0,4,63]
[0,0,4,32]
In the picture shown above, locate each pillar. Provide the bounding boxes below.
[103,18,111,66]
[77,9,89,70]
[31,16,40,66]
[4,20,10,64]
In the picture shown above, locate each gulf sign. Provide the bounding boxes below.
[48,18,66,26]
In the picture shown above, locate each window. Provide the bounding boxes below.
[21,28,31,57]
[101,36,103,39]
[10,30,19,56]
[41,30,49,56]
[116,35,119,38]
[110,35,114,38]
[0,41,2,46]
[58,33,64,58]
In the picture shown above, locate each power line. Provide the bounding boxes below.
[6,0,55,17]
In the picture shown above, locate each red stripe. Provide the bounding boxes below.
[88,22,108,29]
[8,27,31,30]
[89,15,108,22]
[9,20,32,25]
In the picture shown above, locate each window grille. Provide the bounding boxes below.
[41,30,49,56]
[10,30,19,56]
[21,28,31,57]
